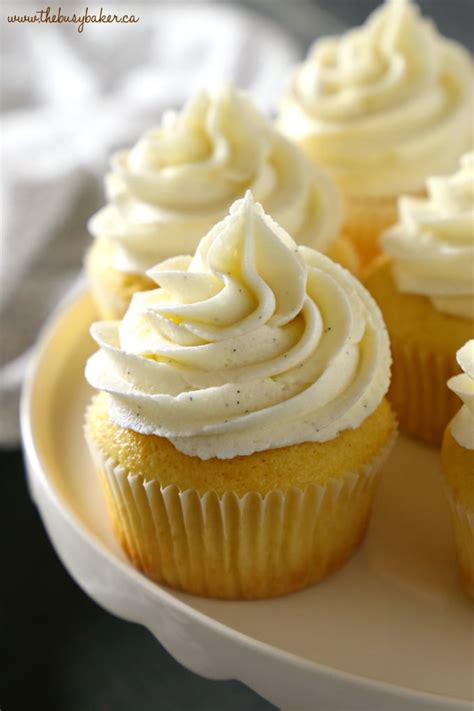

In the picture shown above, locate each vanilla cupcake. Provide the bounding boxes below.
[442,341,474,599]
[84,192,395,600]
[278,0,473,266]
[86,86,355,319]
[365,153,474,444]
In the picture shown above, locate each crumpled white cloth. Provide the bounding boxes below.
[0,2,303,445]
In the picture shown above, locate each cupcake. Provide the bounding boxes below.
[86,85,356,320]
[442,341,474,599]
[84,192,396,600]
[278,0,473,266]
[365,153,474,444]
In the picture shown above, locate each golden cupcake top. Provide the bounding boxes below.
[89,85,342,274]
[448,340,474,450]
[86,192,390,460]
[278,0,473,197]
[382,152,474,319]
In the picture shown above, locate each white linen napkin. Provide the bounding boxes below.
[0,2,303,445]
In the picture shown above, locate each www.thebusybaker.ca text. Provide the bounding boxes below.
[7,6,140,33]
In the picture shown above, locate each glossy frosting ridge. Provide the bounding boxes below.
[382,152,474,318]
[448,340,474,450]
[86,193,390,459]
[90,86,342,273]
[278,0,474,196]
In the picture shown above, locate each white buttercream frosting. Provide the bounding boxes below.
[86,193,391,460]
[89,86,342,274]
[278,0,474,197]
[382,152,474,318]
[448,340,474,450]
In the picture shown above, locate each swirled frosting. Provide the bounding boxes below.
[89,86,341,274]
[278,0,474,197]
[86,192,390,460]
[448,340,474,450]
[382,152,474,318]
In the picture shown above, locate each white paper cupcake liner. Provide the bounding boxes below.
[85,423,396,600]
[389,339,460,445]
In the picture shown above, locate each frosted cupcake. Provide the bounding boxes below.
[278,0,473,266]
[365,153,474,444]
[84,192,395,600]
[442,341,474,599]
[86,86,355,319]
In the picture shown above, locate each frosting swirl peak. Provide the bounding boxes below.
[90,86,342,273]
[382,152,474,318]
[448,340,474,450]
[86,193,390,459]
[278,0,473,196]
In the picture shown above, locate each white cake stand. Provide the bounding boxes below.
[21,289,474,711]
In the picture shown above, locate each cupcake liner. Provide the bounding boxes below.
[85,429,396,600]
[445,493,474,599]
[388,338,460,445]
[342,194,399,270]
